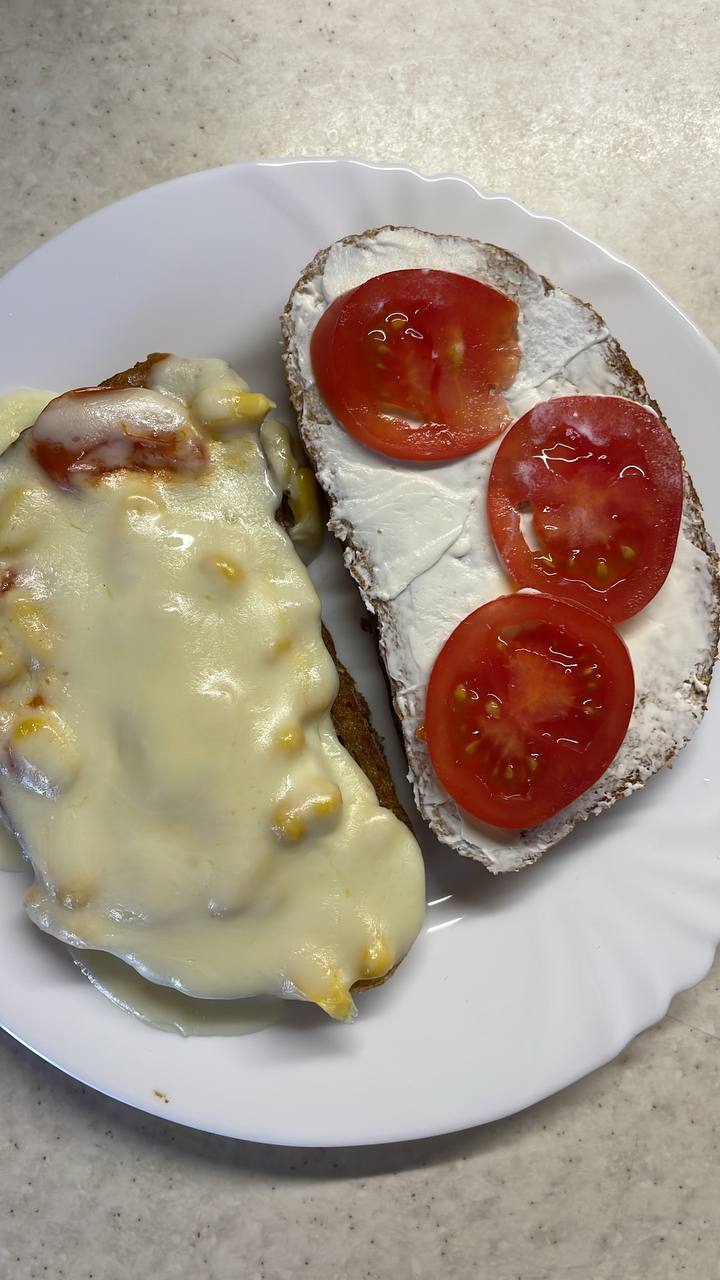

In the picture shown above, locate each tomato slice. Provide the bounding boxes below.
[425,593,635,830]
[487,396,683,622]
[30,387,208,489]
[310,269,520,460]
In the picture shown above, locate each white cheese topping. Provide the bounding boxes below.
[0,358,425,1019]
[70,948,281,1037]
[0,389,56,448]
[0,393,56,871]
[287,227,718,871]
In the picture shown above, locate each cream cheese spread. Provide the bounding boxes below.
[287,227,718,871]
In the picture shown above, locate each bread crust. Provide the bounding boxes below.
[281,225,720,872]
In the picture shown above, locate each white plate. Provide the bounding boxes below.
[1,159,719,1147]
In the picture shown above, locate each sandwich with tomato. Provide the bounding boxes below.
[282,226,719,872]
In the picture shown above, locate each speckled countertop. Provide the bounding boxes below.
[2,1,720,1277]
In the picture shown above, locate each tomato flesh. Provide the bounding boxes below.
[487,396,683,622]
[310,269,520,460]
[30,388,208,489]
[425,593,635,830]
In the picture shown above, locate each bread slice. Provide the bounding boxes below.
[282,225,720,873]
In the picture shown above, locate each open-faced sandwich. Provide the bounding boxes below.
[0,354,425,1020]
[282,226,720,873]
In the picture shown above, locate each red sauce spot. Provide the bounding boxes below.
[0,568,18,594]
[32,433,208,489]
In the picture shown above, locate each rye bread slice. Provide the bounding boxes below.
[281,225,720,873]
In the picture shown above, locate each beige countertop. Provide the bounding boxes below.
[2,1,719,1276]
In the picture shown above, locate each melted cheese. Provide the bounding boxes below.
[0,390,56,449]
[0,359,425,1020]
[70,948,282,1037]
[0,823,22,870]
[0,390,55,876]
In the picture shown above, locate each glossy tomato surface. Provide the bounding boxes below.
[310,269,520,460]
[425,593,635,830]
[487,396,683,622]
